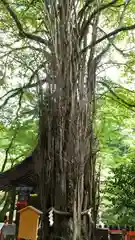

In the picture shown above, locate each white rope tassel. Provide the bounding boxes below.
[48,209,54,226]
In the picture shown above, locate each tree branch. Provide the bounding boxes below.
[95,8,129,63]
[95,42,111,64]
[0,89,22,111]
[82,23,135,53]
[1,91,23,172]
[101,94,135,112]
[0,46,42,59]
[1,0,47,45]
[78,0,95,23]
[97,27,127,57]
[0,60,48,109]
[0,78,47,110]
[99,80,135,108]
[80,0,119,40]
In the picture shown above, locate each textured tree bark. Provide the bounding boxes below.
[33,2,100,240]
[35,98,98,240]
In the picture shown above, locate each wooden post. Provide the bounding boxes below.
[15,208,19,239]
[9,188,16,224]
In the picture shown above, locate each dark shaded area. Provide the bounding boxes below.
[95,229,124,240]
[95,228,108,240]
[110,234,122,240]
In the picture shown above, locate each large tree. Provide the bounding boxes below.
[1,0,135,239]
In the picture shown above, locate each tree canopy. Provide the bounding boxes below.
[1,0,135,239]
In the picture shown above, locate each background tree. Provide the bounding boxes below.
[97,88,135,226]
[101,161,135,225]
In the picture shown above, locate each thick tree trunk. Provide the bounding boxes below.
[34,104,98,240]
[33,2,100,240]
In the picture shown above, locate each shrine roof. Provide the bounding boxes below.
[0,155,37,191]
[18,205,42,214]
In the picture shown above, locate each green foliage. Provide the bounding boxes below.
[0,87,38,171]
[102,161,135,225]
[96,80,135,225]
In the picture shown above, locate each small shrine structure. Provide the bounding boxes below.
[0,154,41,238]
[0,155,40,209]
